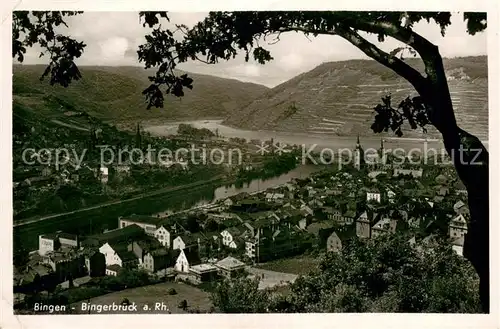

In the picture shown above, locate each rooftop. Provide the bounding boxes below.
[88,224,145,243]
[120,214,163,226]
[182,249,201,265]
[307,221,335,235]
[216,256,245,270]
[57,232,78,241]
[116,249,138,262]
[189,263,218,274]
[150,248,169,257]
[225,226,243,236]
[40,231,78,242]
[454,200,466,210]
[106,264,123,272]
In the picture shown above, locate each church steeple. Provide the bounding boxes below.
[379,138,385,167]
[354,135,364,170]
[135,123,142,149]
[379,138,385,156]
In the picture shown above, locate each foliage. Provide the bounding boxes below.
[13,11,86,86]
[210,277,270,313]
[13,233,30,267]
[177,123,215,138]
[211,234,481,313]
[287,234,480,312]
[371,95,430,137]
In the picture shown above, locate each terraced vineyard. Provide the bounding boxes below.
[224,57,488,141]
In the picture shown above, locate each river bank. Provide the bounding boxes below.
[14,175,226,228]
[14,165,322,251]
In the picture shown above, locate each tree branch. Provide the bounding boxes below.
[341,18,438,55]
[332,26,429,95]
[342,18,442,79]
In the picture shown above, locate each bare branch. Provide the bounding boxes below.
[267,32,282,45]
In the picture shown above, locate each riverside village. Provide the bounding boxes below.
[14,135,472,314]
[11,10,489,315]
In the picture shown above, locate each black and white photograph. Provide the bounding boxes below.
[2,2,499,328]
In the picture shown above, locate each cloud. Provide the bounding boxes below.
[279,53,303,70]
[229,64,261,77]
[19,12,487,87]
[98,37,129,64]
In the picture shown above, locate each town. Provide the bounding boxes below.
[13,136,471,314]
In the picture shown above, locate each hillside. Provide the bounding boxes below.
[223,56,488,141]
[13,65,269,128]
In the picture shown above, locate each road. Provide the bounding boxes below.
[247,267,298,290]
[14,175,225,228]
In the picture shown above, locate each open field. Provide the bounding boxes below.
[70,282,213,314]
[255,254,321,276]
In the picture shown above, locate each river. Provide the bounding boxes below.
[14,165,322,251]
[145,119,489,158]
[15,119,488,250]
[145,119,447,151]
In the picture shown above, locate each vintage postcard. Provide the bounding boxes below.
[1,0,499,328]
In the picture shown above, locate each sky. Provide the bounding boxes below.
[19,12,488,87]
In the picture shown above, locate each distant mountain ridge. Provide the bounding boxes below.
[223,56,488,141]
[13,65,270,128]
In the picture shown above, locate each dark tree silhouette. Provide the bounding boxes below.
[12,11,489,312]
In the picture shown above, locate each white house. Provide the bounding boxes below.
[300,204,314,216]
[356,211,371,239]
[265,193,285,203]
[223,197,235,208]
[366,190,381,203]
[154,225,171,248]
[371,217,397,238]
[175,250,189,273]
[393,168,423,179]
[453,200,469,215]
[220,227,243,249]
[105,264,122,276]
[451,236,465,257]
[172,234,201,251]
[174,249,200,273]
[38,235,56,256]
[449,214,468,239]
[38,232,78,256]
[118,215,161,236]
[172,236,186,250]
[387,189,396,203]
[99,166,109,183]
[115,165,131,175]
[99,243,122,267]
[245,239,257,259]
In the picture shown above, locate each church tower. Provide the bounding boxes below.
[135,123,142,149]
[354,135,365,170]
[378,138,385,167]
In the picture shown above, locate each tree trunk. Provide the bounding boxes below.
[422,52,489,313]
[348,28,490,310]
